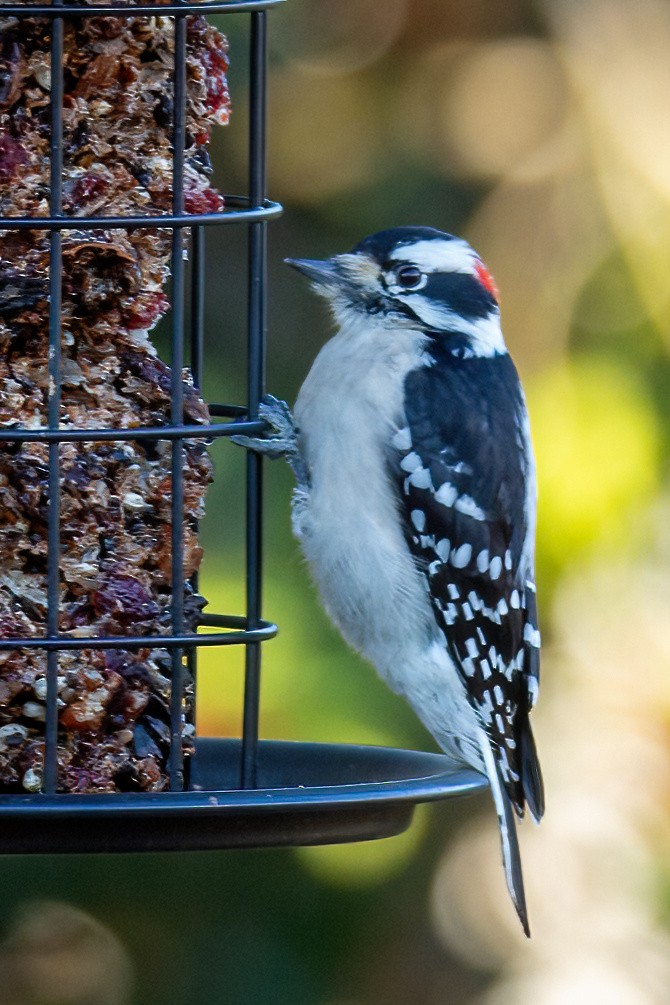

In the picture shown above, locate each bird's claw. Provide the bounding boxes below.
[259,394,297,442]
[231,394,298,460]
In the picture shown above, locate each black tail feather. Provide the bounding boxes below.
[520,719,544,823]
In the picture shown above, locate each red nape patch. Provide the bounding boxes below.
[475,260,500,301]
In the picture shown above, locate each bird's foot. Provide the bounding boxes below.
[232,394,300,462]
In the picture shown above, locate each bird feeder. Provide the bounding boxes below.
[0,0,486,855]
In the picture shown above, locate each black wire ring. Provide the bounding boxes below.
[0,198,284,231]
[0,617,278,653]
[1,0,285,17]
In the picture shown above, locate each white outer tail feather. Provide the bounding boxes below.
[478,732,530,938]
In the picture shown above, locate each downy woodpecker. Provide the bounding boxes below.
[235,226,543,936]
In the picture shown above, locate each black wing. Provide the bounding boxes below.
[398,349,543,818]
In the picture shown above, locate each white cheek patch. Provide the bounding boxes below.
[395,294,506,357]
[396,294,456,333]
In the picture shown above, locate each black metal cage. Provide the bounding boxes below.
[0,0,486,854]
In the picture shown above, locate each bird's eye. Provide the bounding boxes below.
[395,265,424,290]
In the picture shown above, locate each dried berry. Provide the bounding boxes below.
[92,574,161,629]
[0,134,28,181]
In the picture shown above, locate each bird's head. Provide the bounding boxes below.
[286,226,505,358]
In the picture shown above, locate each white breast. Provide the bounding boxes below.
[292,315,437,688]
[291,311,485,767]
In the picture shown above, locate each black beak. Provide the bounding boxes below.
[284,257,345,289]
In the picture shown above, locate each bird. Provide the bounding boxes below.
[234,226,544,936]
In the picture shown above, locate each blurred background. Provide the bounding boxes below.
[5,0,670,1001]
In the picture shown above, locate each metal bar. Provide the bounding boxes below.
[0,622,278,653]
[44,7,64,796]
[208,403,249,417]
[3,0,285,17]
[186,227,206,739]
[241,9,267,790]
[168,9,188,791]
[0,199,282,230]
[0,418,264,444]
[190,227,205,389]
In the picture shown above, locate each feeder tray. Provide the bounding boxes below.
[0,740,487,854]
[0,0,488,853]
